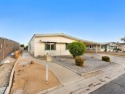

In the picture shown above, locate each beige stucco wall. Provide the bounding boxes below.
[33,36,77,57]
[28,37,35,55]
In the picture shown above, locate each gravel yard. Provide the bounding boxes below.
[52,54,116,75]
[0,56,16,88]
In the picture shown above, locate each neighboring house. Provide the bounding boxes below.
[28,33,101,57]
[118,43,125,52]
[121,37,125,42]
[120,37,125,51]
[100,42,118,52]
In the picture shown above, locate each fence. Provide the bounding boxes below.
[0,37,19,62]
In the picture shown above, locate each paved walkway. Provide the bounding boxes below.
[0,87,6,94]
[22,52,83,85]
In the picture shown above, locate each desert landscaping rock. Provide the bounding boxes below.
[52,54,116,75]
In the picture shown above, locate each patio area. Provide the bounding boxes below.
[52,54,116,75]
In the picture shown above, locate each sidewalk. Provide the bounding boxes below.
[44,64,125,94]
[22,52,83,85]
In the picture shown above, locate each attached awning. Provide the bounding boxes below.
[40,40,70,44]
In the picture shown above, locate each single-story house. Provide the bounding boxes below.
[28,33,101,57]
[100,42,118,52]
[118,43,125,52]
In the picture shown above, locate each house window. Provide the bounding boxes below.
[66,43,69,50]
[90,45,92,48]
[45,42,56,50]
[101,46,104,49]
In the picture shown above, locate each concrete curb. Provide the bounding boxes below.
[4,57,20,94]
[36,85,62,94]
[81,63,120,76]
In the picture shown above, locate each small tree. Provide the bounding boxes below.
[121,37,125,42]
[68,41,86,58]
[24,46,28,50]
[20,44,25,48]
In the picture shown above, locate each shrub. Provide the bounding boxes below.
[20,44,25,48]
[14,50,22,59]
[15,51,20,59]
[68,42,86,58]
[24,46,28,50]
[75,57,84,67]
[102,56,110,62]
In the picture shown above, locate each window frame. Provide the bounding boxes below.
[65,43,69,50]
[45,42,56,50]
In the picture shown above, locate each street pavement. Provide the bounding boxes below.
[90,73,125,94]
[0,87,6,94]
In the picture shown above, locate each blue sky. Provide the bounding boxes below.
[0,0,125,45]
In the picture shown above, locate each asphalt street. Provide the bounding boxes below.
[90,73,125,94]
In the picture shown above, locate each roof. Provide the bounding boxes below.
[101,42,117,45]
[119,43,125,45]
[29,33,101,45]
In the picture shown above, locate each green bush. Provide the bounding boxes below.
[102,56,110,62]
[75,57,84,67]
[68,42,86,58]
[20,44,25,47]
